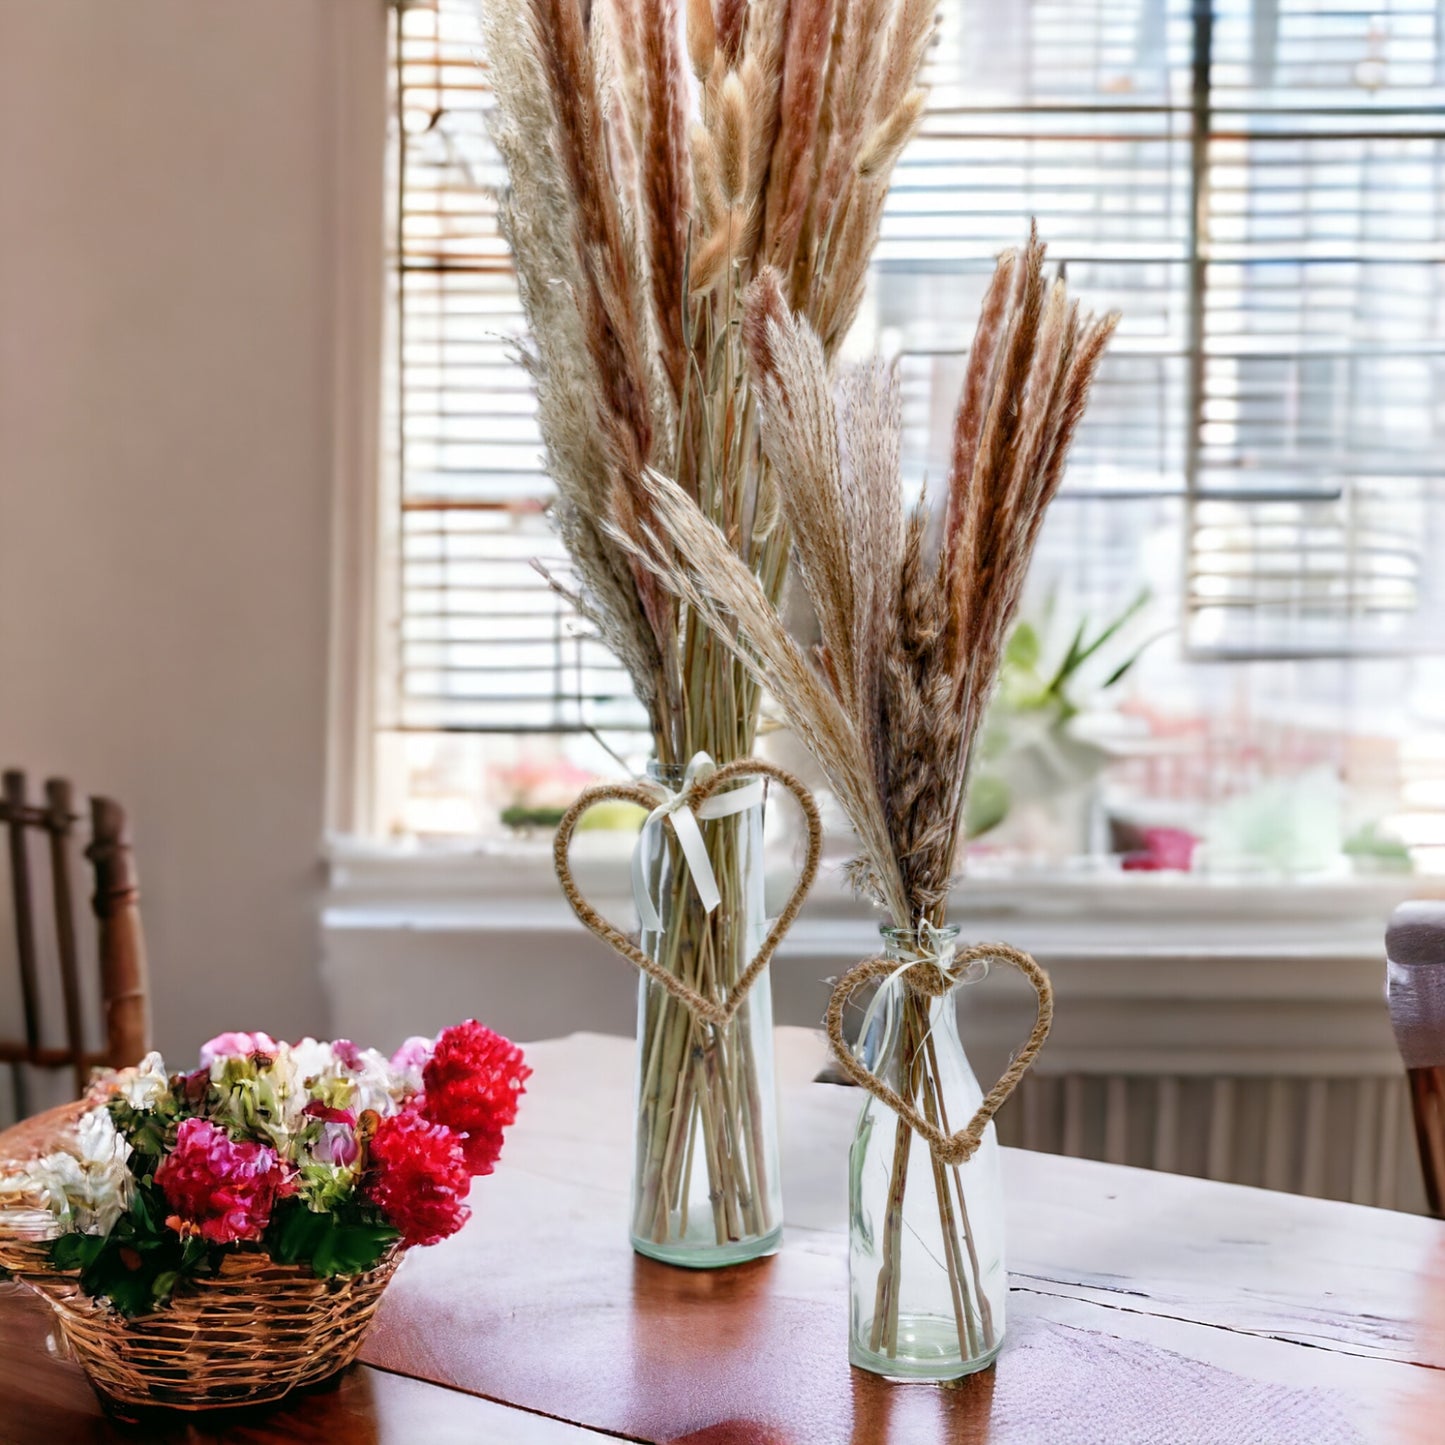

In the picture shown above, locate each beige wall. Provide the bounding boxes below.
[0,2,386,1058]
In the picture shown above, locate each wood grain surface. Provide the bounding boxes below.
[363,1030,1445,1445]
[3,1028,1444,1443]
[0,1278,614,1443]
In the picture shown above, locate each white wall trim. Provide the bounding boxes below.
[322,0,389,839]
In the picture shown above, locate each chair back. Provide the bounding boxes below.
[1386,900,1445,1217]
[0,769,150,1115]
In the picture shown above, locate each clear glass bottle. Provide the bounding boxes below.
[847,924,1006,1378]
[630,761,782,1267]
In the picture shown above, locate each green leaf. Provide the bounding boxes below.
[52,1233,106,1271]
[1004,621,1041,672]
[130,1188,157,1233]
[272,1203,397,1278]
[964,773,1011,840]
[97,1261,169,1318]
[1059,588,1152,683]
[271,1203,323,1264]
[315,1223,399,1278]
[1055,615,1090,681]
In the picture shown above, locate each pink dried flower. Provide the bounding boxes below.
[303,1100,356,1126]
[421,1022,530,1176]
[363,1111,471,1246]
[155,1118,294,1245]
[332,1039,365,1071]
[198,1031,278,1068]
[303,1099,360,1168]
[389,1036,434,1092]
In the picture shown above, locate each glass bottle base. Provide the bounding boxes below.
[630,1223,782,1270]
[850,1313,1003,1381]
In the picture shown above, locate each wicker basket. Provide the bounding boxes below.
[0,1108,402,1412]
[0,1239,399,1411]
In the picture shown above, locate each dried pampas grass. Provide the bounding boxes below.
[633,227,1120,926]
[483,0,940,1260]
[482,0,937,766]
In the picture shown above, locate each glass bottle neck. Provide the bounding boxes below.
[879,923,962,964]
[867,925,967,1066]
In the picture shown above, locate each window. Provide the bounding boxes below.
[376,0,1445,873]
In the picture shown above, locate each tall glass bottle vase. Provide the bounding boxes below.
[630,762,782,1267]
[848,925,1007,1378]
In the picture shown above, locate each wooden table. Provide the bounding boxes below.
[3,1029,1444,1443]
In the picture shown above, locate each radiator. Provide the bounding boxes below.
[999,1070,1425,1213]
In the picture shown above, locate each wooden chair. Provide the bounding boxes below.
[1386,900,1445,1217]
[0,769,150,1117]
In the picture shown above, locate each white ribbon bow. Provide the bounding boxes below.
[632,752,766,933]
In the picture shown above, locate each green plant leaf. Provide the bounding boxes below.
[964,773,1011,839]
[1004,621,1041,672]
[270,1200,330,1265]
[1040,615,1087,697]
[129,1187,157,1233]
[268,1200,397,1278]
[311,1223,399,1278]
[52,1233,106,1272]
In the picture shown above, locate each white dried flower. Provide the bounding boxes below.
[115,1050,169,1111]
[11,1108,133,1236]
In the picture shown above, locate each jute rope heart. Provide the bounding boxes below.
[824,942,1053,1167]
[553,758,823,1029]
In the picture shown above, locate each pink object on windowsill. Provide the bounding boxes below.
[1121,827,1198,872]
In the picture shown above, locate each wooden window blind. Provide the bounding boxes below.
[384,0,1445,736]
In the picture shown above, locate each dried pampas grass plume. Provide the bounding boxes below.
[686,0,716,80]
[482,0,940,766]
[716,73,750,206]
[636,227,1119,924]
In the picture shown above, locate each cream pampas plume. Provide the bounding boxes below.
[482,0,939,1260]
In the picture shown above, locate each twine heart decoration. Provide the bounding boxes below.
[824,942,1054,1167]
[553,758,823,1029]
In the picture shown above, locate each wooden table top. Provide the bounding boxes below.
[3,1028,1444,1443]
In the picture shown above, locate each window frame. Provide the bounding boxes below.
[343,0,1445,872]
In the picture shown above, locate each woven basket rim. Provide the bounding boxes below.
[3,1235,404,1306]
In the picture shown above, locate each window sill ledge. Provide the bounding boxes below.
[322,832,1433,972]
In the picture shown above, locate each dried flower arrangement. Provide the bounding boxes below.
[481,0,938,1255]
[616,225,1117,1363]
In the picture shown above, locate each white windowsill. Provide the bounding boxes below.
[320,833,1440,1077]
[323,830,1434,966]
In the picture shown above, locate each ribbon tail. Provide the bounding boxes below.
[672,807,722,915]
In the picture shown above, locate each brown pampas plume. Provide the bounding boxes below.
[857,88,927,177]
[715,72,750,206]
[715,0,748,64]
[639,0,693,407]
[762,0,838,279]
[636,226,1118,926]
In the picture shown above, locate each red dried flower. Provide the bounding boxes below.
[155,1117,294,1245]
[363,1111,471,1246]
[421,1021,530,1176]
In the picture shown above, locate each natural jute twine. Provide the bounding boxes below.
[824,942,1054,1167]
[553,758,823,1028]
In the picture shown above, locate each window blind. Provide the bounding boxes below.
[385,0,1445,734]
[388,0,645,731]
